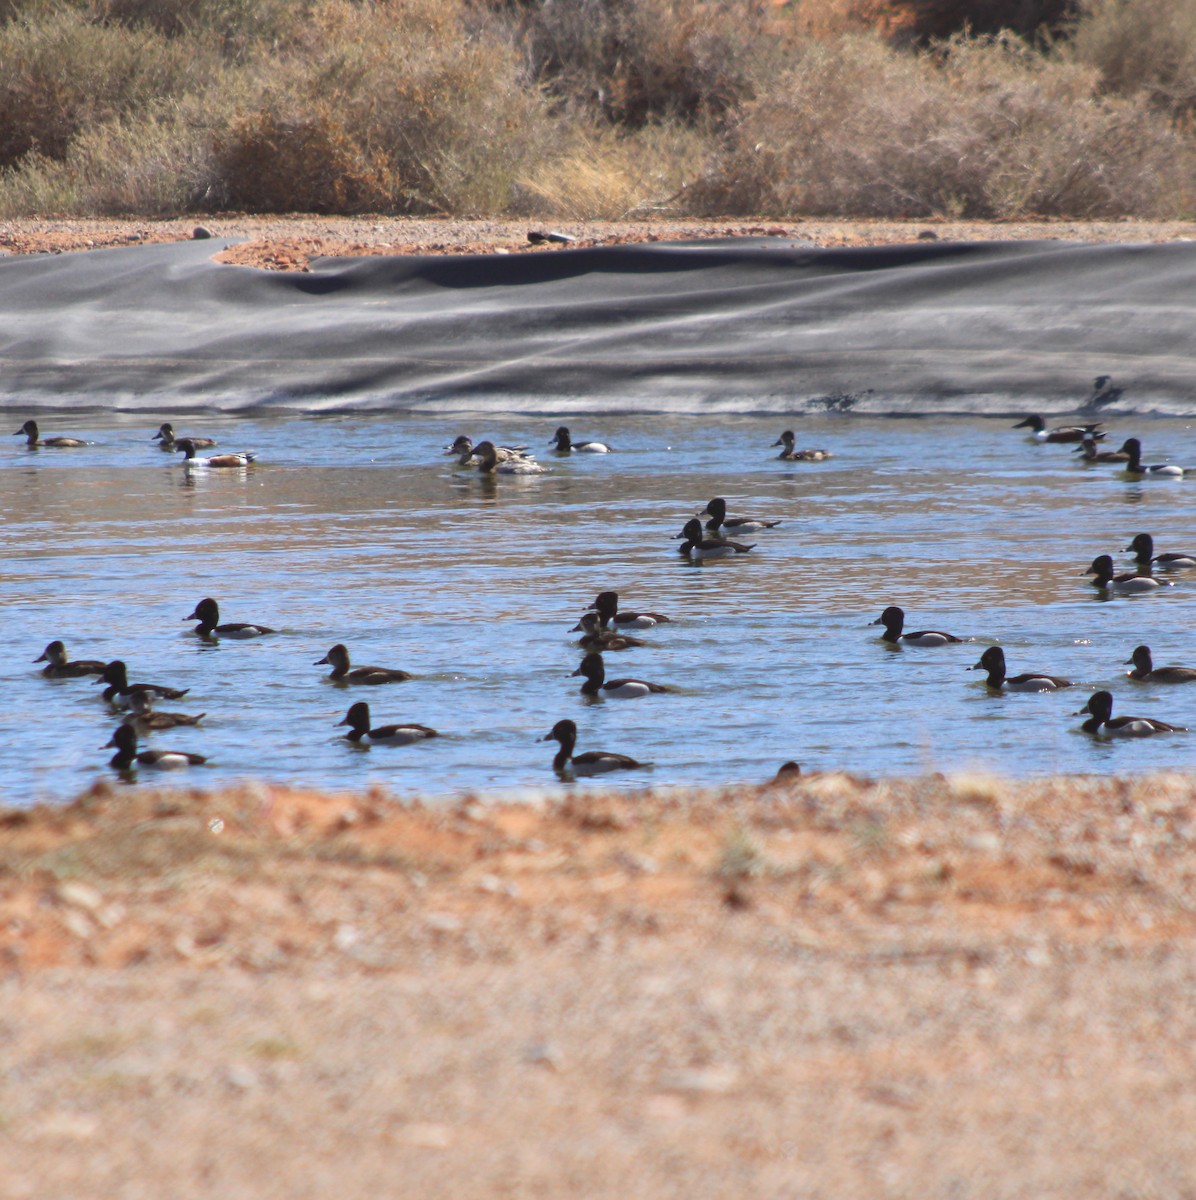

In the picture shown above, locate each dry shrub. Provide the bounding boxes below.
[98,0,310,42]
[686,33,1195,219]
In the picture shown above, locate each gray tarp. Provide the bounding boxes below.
[0,236,1193,413]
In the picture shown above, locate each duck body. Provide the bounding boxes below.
[123,692,206,731]
[1084,555,1172,594]
[700,497,781,536]
[550,426,610,453]
[34,640,106,678]
[772,431,831,461]
[1118,438,1185,477]
[1073,436,1128,463]
[571,652,671,699]
[105,723,206,769]
[571,612,648,651]
[447,435,530,464]
[185,597,276,639]
[871,606,961,646]
[1124,534,1196,570]
[471,440,545,474]
[1125,645,1196,683]
[95,660,190,707]
[175,438,255,468]
[315,644,412,684]
[337,701,438,744]
[1077,690,1186,737]
[13,419,87,448]
[540,718,645,776]
[969,646,1072,692]
[1012,415,1104,443]
[588,590,672,629]
[153,423,216,451]
[676,518,754,560]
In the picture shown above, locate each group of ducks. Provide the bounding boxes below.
[13,419,256,467]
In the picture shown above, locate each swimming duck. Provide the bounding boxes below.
[571,652,672,699]
[185,597,276,639]
[870,606,962,646]
[1124,533,1196,570]
[1117,438,1186,477]
[540,718,645,776]
[587,590,672,629]
[1076,690,1186,737]
[13,419,87,448]
[446,435,530,463]
[95,660,191,708]
[337,701,439,745]
[105,723,207,770]
[1012,415,1104,444]
[772,431,832,461]
[471,440,546,474]
[1084,555,1173,594]
[570,611,649,651]
[315,643,412,684]
[675,518,755,559]
[122,691,206,730]
[700,497,781,536]
[33,640,106,678]
[968,647,1073,692]
[1073,436,1128,464]
[175,438,256,468]
[152,422,217,451]
[1124,645,1196,684]
[550,426,611,453]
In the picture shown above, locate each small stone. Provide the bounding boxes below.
[192,226,213,240]
[58,881,103,911]
[523,1041,563,1070]
[226,1064,258,1091]
[658,1066,740,1095]
[425,912,463,933]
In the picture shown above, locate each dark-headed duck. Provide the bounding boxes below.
[122,691,206,730]
[700,497,781,536]
[95,660,190,708]
[1124,534,1196,570]
[185,597,276,640]
[315,644,412,684]
[969,646,1072,692]
[470,440,545,474]
[337,701,439,745]
[571,611,649,652]
[1084,555,1172,594]
[571,652,671,699]
[105,723,207,770]
[871,606,961,647]
[175,438,255,468]
[153,423,216,451]
[675,518,755,560]
[540,718,646,776]
[1125,645,1196,684]
[34,640,106,678]
[549,426,611,453]
[772,431,831,461]
[587,590,672,629]
[1076,690,1186,737]
[13,419,87,448]
[1117,438,1186,477]
[1012,415,1104,443]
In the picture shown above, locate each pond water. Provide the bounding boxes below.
[4,410,1196,806]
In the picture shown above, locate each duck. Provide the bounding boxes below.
[152,422,217,451]
[33,640,106,678]
[314,643,412,684]
[570,611,649,652]
[1076,690,1186,737]
[175,438,256,468]
[772,431,831,461]
[675,518,755,560]
[1117,438,1185,477]
[540,718,646,776]
[1084,554,1173,594]
[184,597,276,639]
[587,590,672,629]
[337,701,439,745]
[1012,415,1104,444]
[446,435,529,463]
[122,691,206,730]
[1073,436,1129,464]
[870,606,962,646]
[699,497,781,536]
[1124,645,1196,684]
[571,652,672,699]
[471,440,546,474]
[549,426,611,453]
[968,646,1073,692]
[95,660,190,708]
[1124,533,1196,570]
[13,419,87,448]
[105,723,207,770]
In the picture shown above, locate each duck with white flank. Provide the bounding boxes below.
[185,597,276,640]
[1084,555,1173,594]
[571,612,649,652]
[34,640,106,678]
[315,644,412,684]
[337,701,439,745]
[1124,533,1196,570]
[106,724,207,770]
[588,590,672,629]
[1117,438,1186,477]
[549,426,611,453]
[675,518,755,559]
[1076,691,1187,737]
[446,435,530,464]
[153,423,216,451]
[95,660,190,708]
[1125,646,1196,684]
[540,718,646,776]
[871,606,962,646]
[1012,415,1104,444]
[122,692,206,731]
[571,652,672,699]
[772,431,832,461]
[13,419,87,448]
[175,438,256,468]
[1073,436,1129,464]
[700,497,781,537]
[968,647,1073,692]
[470,440,546,474]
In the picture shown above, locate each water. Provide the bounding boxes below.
[4,410,1196,806]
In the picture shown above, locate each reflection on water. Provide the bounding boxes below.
[4,411,1196,805]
